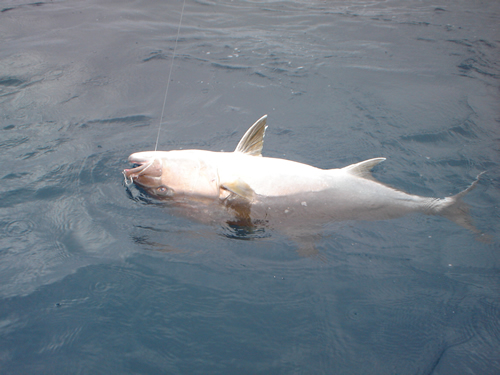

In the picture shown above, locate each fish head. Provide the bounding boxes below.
[124,151,173,197]
[124,150,220,199]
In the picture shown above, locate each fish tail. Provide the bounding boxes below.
[433,172,489,241]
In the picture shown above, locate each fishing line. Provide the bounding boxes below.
[154,0,186,151]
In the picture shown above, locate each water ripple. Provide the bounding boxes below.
[5,220,34,237]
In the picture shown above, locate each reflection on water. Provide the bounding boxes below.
[0,0,499,373]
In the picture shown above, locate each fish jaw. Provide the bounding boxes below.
[123,152,164,192]
[127,151,165,166]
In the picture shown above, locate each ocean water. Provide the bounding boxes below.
[0,0,499,373]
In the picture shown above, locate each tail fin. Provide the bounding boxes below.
[436,172,489,241]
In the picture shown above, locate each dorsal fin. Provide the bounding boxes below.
[342,157,386,179]
[234,115,268,156]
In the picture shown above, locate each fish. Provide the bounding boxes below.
[124,115,485,242]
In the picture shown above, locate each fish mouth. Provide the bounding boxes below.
[123,160,152,179]
[123,154,163,187]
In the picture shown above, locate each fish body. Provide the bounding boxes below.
[124,115,482,236]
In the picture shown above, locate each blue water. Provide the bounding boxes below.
[1,0,499,373]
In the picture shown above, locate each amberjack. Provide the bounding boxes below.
[124,115,484,239]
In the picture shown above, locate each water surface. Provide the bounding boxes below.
[0,0,499,373]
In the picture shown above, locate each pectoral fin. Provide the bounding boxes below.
[234,115,268,156]
[221,179,255,201]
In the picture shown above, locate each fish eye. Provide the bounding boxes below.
[156,186,173,196]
